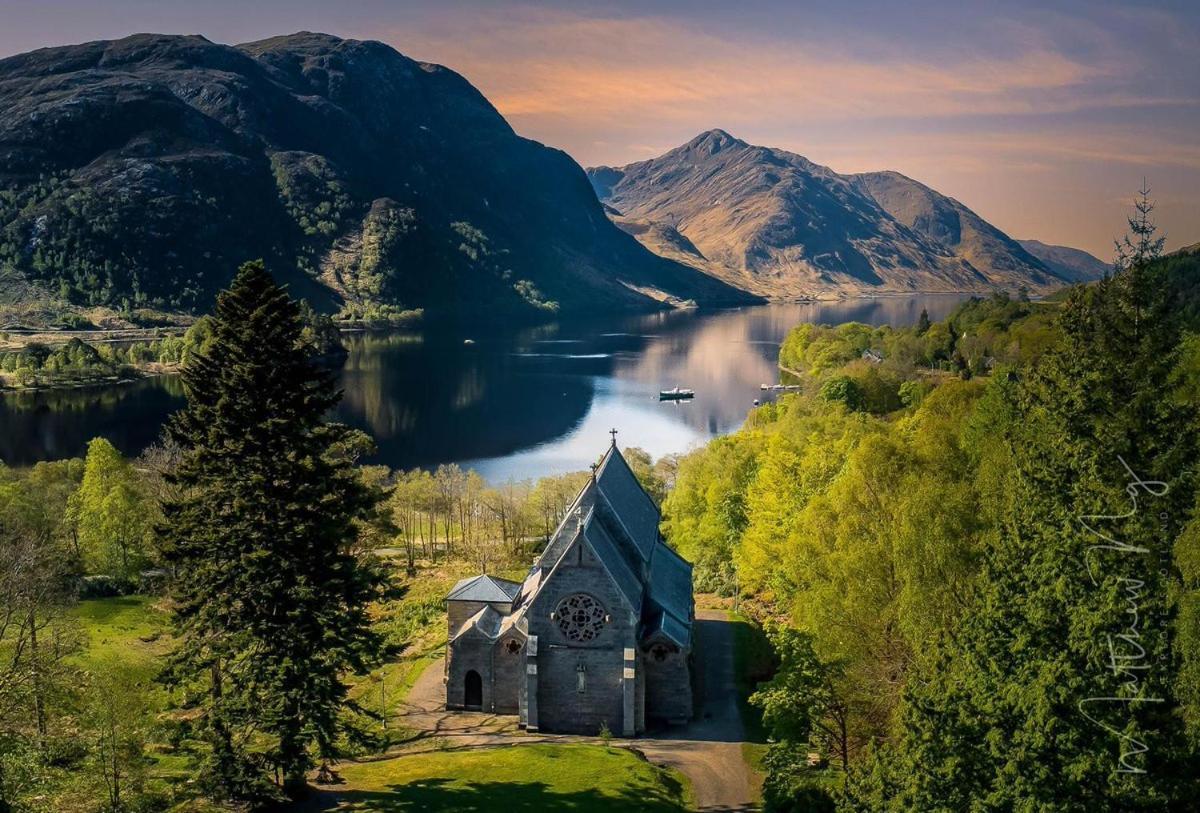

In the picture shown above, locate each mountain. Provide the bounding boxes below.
[587,130,1074,299]
[0,34,755,325]
[1016,239,1110,282]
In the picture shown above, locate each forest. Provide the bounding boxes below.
[0,363,669,810]
[662,201,1200,810]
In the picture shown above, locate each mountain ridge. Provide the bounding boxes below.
[588,130,1103,299]
[0,34,757,325]
[1016,239,1111,282]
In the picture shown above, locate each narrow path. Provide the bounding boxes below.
[312,609,760,811]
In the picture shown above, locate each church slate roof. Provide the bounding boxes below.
[595,445,660,562]
[647,541,693,628]
[449,443,693,650]
[582,508,645,613]
[446,574,523,604]
[454,604,505,640]
[536,481,597,577]
[648,609,692,649]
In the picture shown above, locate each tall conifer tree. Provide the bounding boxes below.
[158,261,383,801]
[844,193,1200,810]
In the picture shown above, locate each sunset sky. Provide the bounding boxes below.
[1,0,1197,257]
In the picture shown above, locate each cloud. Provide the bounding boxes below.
[814,128,1200,177]
[375,6,1179,143]
[360,3,1196,255]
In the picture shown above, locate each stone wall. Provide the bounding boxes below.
[526,535,637,735]
[446,632,494,710]
[492,633,525,713]
[643,644,693,724]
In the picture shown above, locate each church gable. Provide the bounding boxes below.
[582,513,643,614]
[534,480,596,576]
[531,518,641,622]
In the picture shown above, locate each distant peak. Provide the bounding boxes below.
[238,31,348,51]
[685,129,746,153]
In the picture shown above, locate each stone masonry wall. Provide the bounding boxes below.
[446,633,494,710]
[492,633,525,713]
[526,536,637,735]
[644,646,693,724]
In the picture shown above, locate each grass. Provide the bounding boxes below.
[315,744,691,812]
[346,562,464,741]
[67,597,202,802]
[728,610,774,787]
[70,594,173,678]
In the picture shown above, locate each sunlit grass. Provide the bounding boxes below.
[70,595,172,678]
[324,744,691,812]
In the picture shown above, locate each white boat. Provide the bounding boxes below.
[659,387,695,401]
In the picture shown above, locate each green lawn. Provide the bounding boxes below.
[70,594,173,677]
[69,597,199,793]
[314,744,691,812]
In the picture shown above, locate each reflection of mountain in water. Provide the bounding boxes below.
[0,376,185,464]
[334,330,601,470]
[1,297,968,475]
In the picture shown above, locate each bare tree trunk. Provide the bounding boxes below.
[28,608,46,750]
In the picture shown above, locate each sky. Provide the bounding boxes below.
[1,0,1197,257]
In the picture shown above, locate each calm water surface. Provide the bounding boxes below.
[1,296,968,481]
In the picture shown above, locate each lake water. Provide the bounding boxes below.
[1,296,969,481]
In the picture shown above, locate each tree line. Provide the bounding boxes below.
[662,190,1200,810]
[0,301,341,391]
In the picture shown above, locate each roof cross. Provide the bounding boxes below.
[609,427,619,446]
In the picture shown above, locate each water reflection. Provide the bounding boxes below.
[0,296,967,480]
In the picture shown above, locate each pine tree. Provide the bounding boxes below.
[1114,180,1166,275]
[845,193,1200,810]
[916,308,931,336]
[158,261,384,802]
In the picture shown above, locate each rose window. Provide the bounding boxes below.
[554,594,607,642]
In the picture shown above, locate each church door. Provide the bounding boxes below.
[464,670,483,710]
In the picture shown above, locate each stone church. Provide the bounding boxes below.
[443,441,694,736]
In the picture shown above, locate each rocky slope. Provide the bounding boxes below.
[588,130,1090,299]
[1016,239,1110,282]
[0,34,755,324]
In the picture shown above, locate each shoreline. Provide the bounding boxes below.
[0,364,179,395]
[1,293,980,395]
